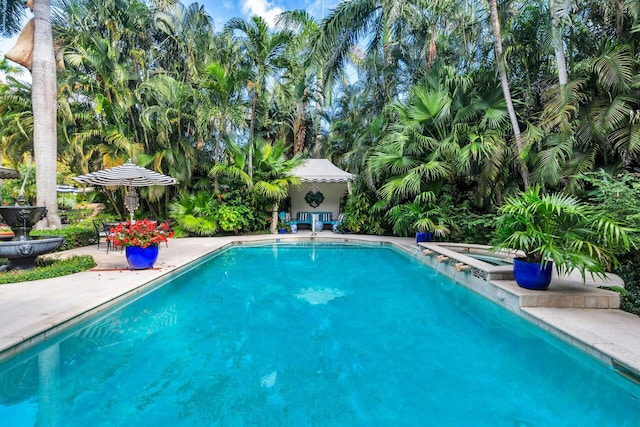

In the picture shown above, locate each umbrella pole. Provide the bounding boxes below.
[124,186,140,222]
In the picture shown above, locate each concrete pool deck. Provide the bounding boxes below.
[1,232,639,382]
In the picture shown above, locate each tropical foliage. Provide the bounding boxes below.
[492,186,636,280]
[0,0,638,249]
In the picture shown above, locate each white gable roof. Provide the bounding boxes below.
[290,159,355,183]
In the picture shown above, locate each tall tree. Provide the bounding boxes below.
[313,0,422,102]
[32,0,60,227]
[224,16,293,186]
[488,0,529,188]
[2,0,60,226]
[0,0,24,37]
[549,0,569,85]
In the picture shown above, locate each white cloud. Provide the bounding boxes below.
[241,0,283,27]
[306,0,340,19]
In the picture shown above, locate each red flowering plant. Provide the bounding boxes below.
[107,219,174,248]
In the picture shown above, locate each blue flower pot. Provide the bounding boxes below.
[513,258,553,290]
[125,245,159,270]
[278,228,287,234]
[416,231,434,244]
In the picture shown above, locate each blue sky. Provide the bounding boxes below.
[1,0,341,61]
[184,0,339,29]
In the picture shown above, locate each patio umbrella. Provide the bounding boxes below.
[72,161,178,221]
[57,184,94,207]
[0,166,20,180]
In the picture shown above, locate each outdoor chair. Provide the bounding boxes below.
[278,212,291,224]
[332,214,344,233]
[93,220,113,252]
[155,219,171,247]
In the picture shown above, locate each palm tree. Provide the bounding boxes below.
[251,139,303,233]
[277,10,325,154]
[197,60,248,166]
[549,0,569,85]
[2,0,60,227]
[224,16,294,186]
[0,75,33,166]
[152,1,214,80]
[313,0,422,102]
[32,0,60,227]
[488,0,529,188]
[211,138,302,233]
[0,0,24,37]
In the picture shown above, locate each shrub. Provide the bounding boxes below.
[615,254,640,316]
[217,204,252,233]
[0,255,96,285]
[342,192,385,235]
[31,227,95,250]
[448,207,497,244]
[169,190,266,236]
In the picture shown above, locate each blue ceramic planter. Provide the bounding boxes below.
[125,245,159,270]
[513,257,553,290]
[415,231,434,244]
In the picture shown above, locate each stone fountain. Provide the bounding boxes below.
[0,195,64,271]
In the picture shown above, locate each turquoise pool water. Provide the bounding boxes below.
[0,243,639,426]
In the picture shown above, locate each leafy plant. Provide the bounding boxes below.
[448,206,497,244]
[169,190,263,236]
[341,191,385,235]
[492,186,636,280]
[169,191,221,237]
[615,256,640,316]
[386,199,450,238]
[217,204,251,233]
[577,171,640,228]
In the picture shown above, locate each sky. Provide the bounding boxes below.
[1,0,339,57]
[189,0,339,29]
[0,0,340,80]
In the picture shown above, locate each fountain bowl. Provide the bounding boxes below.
[0,236,65,270]
[0,204,65,271]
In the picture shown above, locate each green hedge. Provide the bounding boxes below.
[30,227,95,251]
[0,255,96,284]
[615,254,640,316]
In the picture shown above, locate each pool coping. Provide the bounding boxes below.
[1,232,639,382]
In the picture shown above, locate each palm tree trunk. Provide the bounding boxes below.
[488,0,529,188]
[248,90,258,189]
[32,0,61,228]
[271,202,279,234]
[550,0,569,85]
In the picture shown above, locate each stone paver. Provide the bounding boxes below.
[1,232,639,380]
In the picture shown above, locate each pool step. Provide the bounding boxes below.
[497,279,620,309]
[411,245,620,310]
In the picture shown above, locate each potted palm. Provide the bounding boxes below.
[492,186,636,290]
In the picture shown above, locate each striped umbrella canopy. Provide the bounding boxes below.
[72,161,178,220]
[0,166,20,180]
[72,161,178,187]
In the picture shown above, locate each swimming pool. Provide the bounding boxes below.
[0,243,639,425]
